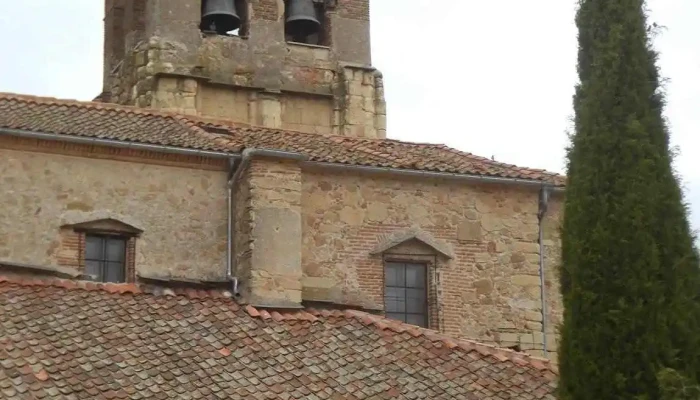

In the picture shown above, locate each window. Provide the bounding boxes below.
[384,262,428,327]
[85,235,127,283]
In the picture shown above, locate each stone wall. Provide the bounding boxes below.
[101,0,386,138]
[234,158,303,308]
[0,147,228,281]
[301,169,564,360]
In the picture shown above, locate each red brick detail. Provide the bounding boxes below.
[321,222,494,340]
[126,237,137,283]
[253,0,279,21]
[57,230,137,283]
[336,0,369,20]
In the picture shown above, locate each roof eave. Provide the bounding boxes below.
[0,127,566,191]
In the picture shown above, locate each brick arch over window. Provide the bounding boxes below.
[369,227,454,260]
[58,216,142,283]
[370,227,453,331]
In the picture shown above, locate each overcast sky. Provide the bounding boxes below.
[0,0,697,241]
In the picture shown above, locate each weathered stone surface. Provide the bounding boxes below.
[236,159,304,307]
[457,220,482,241]
[512,274,541,286]
[102,0,385,139]
[301,169,564,360]
[473,279,493,296]
[0,148,227,280]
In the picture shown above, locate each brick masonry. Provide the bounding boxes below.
[337,0,370,20]
[253,0,281,21]
[300,169,563,360]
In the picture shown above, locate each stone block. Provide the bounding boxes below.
[514,242,539,254]
[182,78,198,93]
[525,310,543,322]
[519,333,535,344]
[525,321,543,331]
[510,252,526,263]
[533,332,545,344]
[339,206,365,225]
[157,76,179,93]
[313,48,330,61]
[473,279,493,296]
[133,51,147,67]
[497,333,519,344]
[457,221,482,241]
[511,275,540,286]
[481,216,503,232]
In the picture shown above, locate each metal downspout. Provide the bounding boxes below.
[226,158,239,295]
[537,185,552,355]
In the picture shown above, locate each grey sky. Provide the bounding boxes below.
[0,0,698,241]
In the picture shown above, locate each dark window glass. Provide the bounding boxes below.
[85,235,127,283]
[384,262,427,328]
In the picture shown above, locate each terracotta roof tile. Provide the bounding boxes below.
[0,92,565,186]
[0,274,557,399]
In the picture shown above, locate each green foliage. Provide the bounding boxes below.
[657,368,700,400]
[558,0,700,399]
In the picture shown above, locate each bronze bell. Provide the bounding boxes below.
[285,0,321,38]
[201,0,241,34]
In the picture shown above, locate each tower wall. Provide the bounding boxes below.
[102,0,386,139]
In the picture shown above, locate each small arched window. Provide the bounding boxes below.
[65,218,142,283]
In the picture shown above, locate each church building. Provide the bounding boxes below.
[0,0,564,397]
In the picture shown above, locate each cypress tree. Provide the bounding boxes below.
[558,0,700,398]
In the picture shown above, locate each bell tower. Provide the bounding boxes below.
[102,0,386,139]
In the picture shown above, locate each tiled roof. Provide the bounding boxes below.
[0,274,558,399]
[0,92,565,186]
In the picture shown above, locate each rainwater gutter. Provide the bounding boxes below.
[0,128,239,160]
[301,161,566,192]
[225,148,309,296]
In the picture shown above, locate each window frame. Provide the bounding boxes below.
[383,261,430,328]
[84,233,129,283]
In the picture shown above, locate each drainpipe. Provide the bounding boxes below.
[224,148,308,296]
[226,157,240,296]
[537,185,552,355]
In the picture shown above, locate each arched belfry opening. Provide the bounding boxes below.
[200,0,249,36]
[285,0,327,45]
